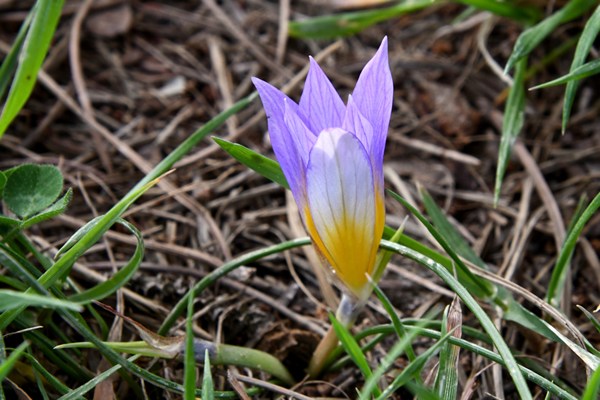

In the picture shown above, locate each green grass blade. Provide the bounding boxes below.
[58,355,141,400]
[213,137,288,189]
[0,8,32,100]
[503,299,560,342]
[0,215,20,229]
[326,333,386,374]
[202,349,214,400]
[55,216,103,259]
[372,285,417,363]
[380,240,533,400]
[374,330,451,400]
[68,219,143,303]
[546,192,600,307]
[387,189,496,298]
[0,0,65,139]
[504,0,597,73]
[0,290,81,311]
[0,242,46,289]
[372,222,404,283]
[23,325,93,381]
[582,363,600,400]
[420,187,487,269]
[530,58,600,89]
[288,0,436,39]
[360,312,442,400]
[0,275,27,291]
[453,0,539,23]
[406,382,442,400]
[58,340,185,358]
[364,324,578,399]
[46,178,155,287]
[14,230,53,269]
[21,351,71,395]
[577,305,600,335]
[561,6,600,132]
[384,231,460,273]
[0,341,29,382]
[0,171,6,197]
[418,188,561,342]
[330,312,381,398]
[435,300,461,400]
[495,58,526,205]
[33,355,51,400]
[184,294,197,400]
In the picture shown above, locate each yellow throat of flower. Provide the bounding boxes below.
[303,190,385,296]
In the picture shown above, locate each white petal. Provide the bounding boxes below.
[305,128,379,292]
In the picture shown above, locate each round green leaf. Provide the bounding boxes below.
[3,164,63,218]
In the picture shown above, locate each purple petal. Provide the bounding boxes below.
[284,99,316,168]
[351,37,393,168]
[304,128,383,294]
[343,95,373,155]
[299,57,346,134]
[252,77,311,204]
[343,95,384,188]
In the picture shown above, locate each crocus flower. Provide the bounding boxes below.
[252,38,392,298]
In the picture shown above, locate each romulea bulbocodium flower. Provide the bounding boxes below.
[253,37,392,300]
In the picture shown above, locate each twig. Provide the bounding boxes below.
[276,0,290,64]
[514,141,570,312]
[69,0,113,173]
[230,372,314,400]
[226,371,253,400]
[208,36,238,137]
[514,141,566,248]
[477,15,513,86]
[391,134,481,166]
[498,178,533,279]
[155,104,195,144]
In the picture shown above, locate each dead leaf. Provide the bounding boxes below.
[87,4,133,38]
[415,80,481,140]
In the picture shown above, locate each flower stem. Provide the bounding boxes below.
[307,294,363,378]
[307,324,338,378]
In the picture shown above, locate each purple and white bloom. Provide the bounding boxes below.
[252,38,393,298]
